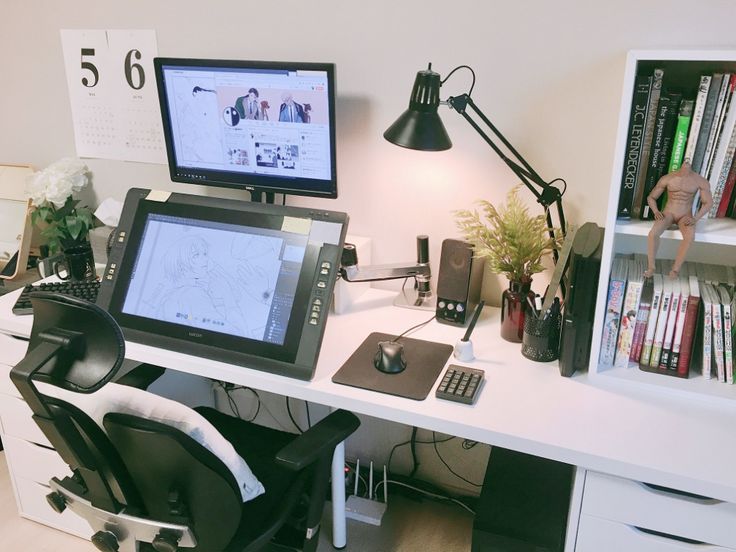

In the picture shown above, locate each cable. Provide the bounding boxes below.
[387,433,455,474]
[305,401,312,429]
[373,479,475,516]
[440,65,477,98]
[409,427,420,478]
[285,397,304,433]
[461,439,478,450]
[392,313,436,342]
[432,432,483,487]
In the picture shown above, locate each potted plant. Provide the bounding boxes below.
[26,158,97,281]
[456,186,561,342]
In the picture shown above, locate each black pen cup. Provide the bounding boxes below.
[521,309,562,362]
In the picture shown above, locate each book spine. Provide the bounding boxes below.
[640,289,662,366]
[641,95,671,220]
[676,296,700,376]
[724,304,733,383]
[668,294,689,370]
[600,279,626,366]
[667,100,694,173]
[708,107,736,217]
[618,74,653,218]
[701,75,732,178]
[712,302,725,382]
[693,73,725,174]
[630,302,651,362]
[659,290,681,369]
[650,292,671,368]
[683,75,712,165]
[703,300,713,379]
[716,154,736,217]
[615,281,643,367]
[632,69,664,220]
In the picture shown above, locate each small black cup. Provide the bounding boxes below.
[53,244,96,282]
[521,309,562,362]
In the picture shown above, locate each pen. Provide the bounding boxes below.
[462,300,485,342]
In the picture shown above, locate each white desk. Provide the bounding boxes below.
[2,287,736,550]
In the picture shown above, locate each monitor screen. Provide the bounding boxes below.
[97,188,348,380]
[154,58,337,199]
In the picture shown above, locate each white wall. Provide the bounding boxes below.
[3,0,736,495]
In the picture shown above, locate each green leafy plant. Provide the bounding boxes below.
[26,158,96,254]
[455,186,561,282]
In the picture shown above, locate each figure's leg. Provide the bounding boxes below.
[671,220,695,277]
[645,215,673,277]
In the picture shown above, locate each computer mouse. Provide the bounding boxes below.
[374,340,407,374]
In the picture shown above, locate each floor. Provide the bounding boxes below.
[0,451,473,551]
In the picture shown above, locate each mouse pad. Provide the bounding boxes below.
[332,332,453,400]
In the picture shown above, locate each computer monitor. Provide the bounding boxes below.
[97,188,348,380]
[154,57,338,199]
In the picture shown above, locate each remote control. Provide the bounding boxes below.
[435,365,484,405]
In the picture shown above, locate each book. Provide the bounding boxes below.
[683,75,712,165]
[667,275,689,371]
[708,89,736,217]
[659,276,682,369]
[710,283,726,382]
[692,73,724,174]
[716,152,736,217]
[700,281,714,379]
[642,93,680,220]
[630,278,653,363]
[718,286,733,383]
[675,276,701,376]
[618,74,653,218]
[631,68,664,220]
[615,259,644,367]
[600,256,629,366]
[640,273,663,366]
[649,275,673,368]
[667,99,694,173]
[700,74,732,178]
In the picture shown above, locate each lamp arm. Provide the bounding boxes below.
[447,93,566,263]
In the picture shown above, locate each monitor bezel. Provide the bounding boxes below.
[154,57,338,199]
[97,188,349,380]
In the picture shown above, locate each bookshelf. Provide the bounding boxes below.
[590,50,736,407]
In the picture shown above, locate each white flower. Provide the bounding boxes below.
[26,158,90,208]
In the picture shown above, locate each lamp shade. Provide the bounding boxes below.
[384,67,452,151]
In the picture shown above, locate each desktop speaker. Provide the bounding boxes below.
[436,239,484,325]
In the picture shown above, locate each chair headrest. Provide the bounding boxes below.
[29,291,124,393]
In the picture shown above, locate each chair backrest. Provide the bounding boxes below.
[104,412,243,551]
[10,293,245,550]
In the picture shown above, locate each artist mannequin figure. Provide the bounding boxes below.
[644,162,712,278]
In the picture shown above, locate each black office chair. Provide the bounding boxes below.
[10,292,360,552]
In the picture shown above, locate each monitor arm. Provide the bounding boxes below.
[339,235,434,310]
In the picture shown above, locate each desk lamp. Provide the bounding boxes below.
[384,64,567,262]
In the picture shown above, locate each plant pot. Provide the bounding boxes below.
[500,279,533,343]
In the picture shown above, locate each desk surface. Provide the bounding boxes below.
[1,287,735,503]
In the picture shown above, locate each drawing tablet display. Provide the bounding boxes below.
[97,188,348,380]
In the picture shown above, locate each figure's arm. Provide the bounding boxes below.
[692,179,713,223]
[646,176,669,219]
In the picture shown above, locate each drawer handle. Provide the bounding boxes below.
[633,526,711,547]
[640,482,722,505]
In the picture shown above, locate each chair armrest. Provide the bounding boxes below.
[275,409,360,472]
[115,363,166,390]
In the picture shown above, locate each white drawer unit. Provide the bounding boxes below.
[14,475,93,539]
[0,393,51,447]
[0,332,28,398]
[577,471,736,551]
[3,434,72,485]
[577,515,733,552]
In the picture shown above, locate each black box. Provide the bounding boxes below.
[472,448,574,552]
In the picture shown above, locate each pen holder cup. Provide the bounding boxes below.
[521,309,562,362]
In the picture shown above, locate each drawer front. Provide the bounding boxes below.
[583,472,736,549]
[3,434,71,485]
[0,394,51,446]
[15,476,94,539]
[576,515,733,552]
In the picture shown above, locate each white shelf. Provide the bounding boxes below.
[596,364,736,406]
[615,218,736,246]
